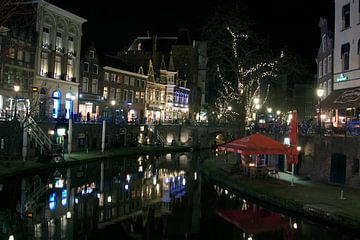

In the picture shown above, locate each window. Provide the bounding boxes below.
[117,75,122,84]
[8,48,15,58]
[322,35,326,53]
[324,58,327,75]
[89,50,94,59]
[54,56,61,79]
[17,50,23,61]
[128,90,134,103]
[124,76,129,85]
[135,91,140,103]
[65,92,73,119]
[130,77,135,86]
[110,87,115,99]
[67,59,73,80]
[136,79,140,87]
[92,79,98,94]
[93,64,98,74]
[328,79,331,95]
[82,77,89,92]
[25,52,31,63]
[341,43,350,71]
[40,52,48,76]
[140,92,145,103]
[116,88,121,101]
[42,27,50,48]
[328,54,332,72]
[123,90,128,102]
[104,72,109,81]
[111,73,116,83]
[141,80,145,88]
[56,32,63,52]
[84,62,89,72]
[318,60,322,78]
[103,87,108,99]
[68,36,74,54]
[52,91,61,119]
[343,4,350,29]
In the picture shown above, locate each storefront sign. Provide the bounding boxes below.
[336,73,348,82]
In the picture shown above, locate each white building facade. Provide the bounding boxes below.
[34,2,86,119]
[334,0,360,90]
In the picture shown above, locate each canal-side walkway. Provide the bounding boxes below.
[202,156,360,231]
[0,145,191,180]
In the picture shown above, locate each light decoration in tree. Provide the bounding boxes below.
[215,26,276,126]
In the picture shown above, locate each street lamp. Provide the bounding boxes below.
[316,88,325,133]
[13,85,20,119]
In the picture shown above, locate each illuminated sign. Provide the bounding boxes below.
[336,73,348,82]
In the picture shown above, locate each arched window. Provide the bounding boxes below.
[52,90,61,118]
[65,92,73,119]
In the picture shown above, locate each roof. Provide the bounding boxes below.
[321,88,360,110]
[218,133,287,155]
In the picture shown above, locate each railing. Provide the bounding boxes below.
[20,116,53,153]
[24,176,48,211]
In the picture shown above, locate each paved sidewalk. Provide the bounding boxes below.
[202,156,360,231]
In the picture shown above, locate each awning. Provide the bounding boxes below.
[218,133,288,155]
[321,88,360,110]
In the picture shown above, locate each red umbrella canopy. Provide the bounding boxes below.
[216,208,288,235]
[218,133,288,155]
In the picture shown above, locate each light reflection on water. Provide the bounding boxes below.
[0,151,359,240]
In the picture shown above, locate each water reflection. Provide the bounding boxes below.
[207,184,360,240]
[0,152,193,240]
[0,151,359,240]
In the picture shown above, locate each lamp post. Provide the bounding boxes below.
[111,100,116,124]
[253,97,260,123]
[13,85,20,119]
[316,88,324,134]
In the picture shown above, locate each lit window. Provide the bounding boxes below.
[82,77,89,92]
[92,79,98,94]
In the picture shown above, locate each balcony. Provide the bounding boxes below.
[67,51,76,57]
[41,42,52,50]
[56,47,65,54]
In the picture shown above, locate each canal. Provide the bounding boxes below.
[0,150,359,239]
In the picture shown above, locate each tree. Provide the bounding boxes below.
[203,2,277,136]
[0,0,37,34]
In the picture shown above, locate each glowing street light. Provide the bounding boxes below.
[316,88,325,134]
[267,107,272,113]
[13,85,20,119]
[110,100,116,106]
[227,106,232,111]
[253,97,260,105]
[276,110,281,115]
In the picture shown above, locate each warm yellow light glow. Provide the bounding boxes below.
[297,146,301,151]
[110,100,116,106]
[14,85,20,92]
[253,97,260,104]
[267,107,272,113]
[317,88,324,98]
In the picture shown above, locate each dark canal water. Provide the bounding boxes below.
[0,151,359,240]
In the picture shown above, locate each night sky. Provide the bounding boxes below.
[49,0,333,69]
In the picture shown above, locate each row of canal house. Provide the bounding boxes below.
[78,46,191,124]
[0,1,207,124]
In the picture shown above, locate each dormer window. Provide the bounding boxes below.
[89,50,95,59]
